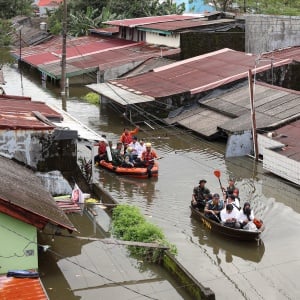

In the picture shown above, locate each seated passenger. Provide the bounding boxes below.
[232,188,241,209]
[128,136,142,161]
[226,194,240,211]
[220,204,241,228]
[111,142,124,166]
[94,138,108,164]
[121,147,134,168]
[191,179,210,212]
[239,202,256,230]
[204,193,224,223]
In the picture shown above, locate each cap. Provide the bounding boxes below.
[145,142,151,147]
[212,193,220,198]
[199,179,207,184]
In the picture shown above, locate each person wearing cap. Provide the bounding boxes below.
[191,179,210,212]
[204,193,224,222]
[220,203,241,228]
[140,142,158,177]
[120,126,139,152]
[121,147,134,168]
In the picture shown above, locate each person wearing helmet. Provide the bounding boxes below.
[140,143,158,177]
[121,146,134,168]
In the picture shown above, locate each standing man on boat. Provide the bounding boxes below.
[120,126,139,152]
[191,179,211,212]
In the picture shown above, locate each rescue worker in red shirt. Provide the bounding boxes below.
[120,126,139,151]
[140,143,158,178]
[94,136,108,164]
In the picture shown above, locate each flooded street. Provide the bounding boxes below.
[3,65,300,299]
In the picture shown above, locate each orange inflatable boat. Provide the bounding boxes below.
[99,160,159,179]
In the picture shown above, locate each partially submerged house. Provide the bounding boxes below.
[12,35,180,85]
[0,155,75,299]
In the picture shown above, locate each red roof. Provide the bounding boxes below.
[104,14,198,28]
[138,18,235,32]
[38,0,62,7]
[261,46,300,63]
[0,95,62,130]
[0,276,47,300]
[109,48,291,98]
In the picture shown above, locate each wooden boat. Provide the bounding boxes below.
[98,160,158,179]
[190,206,264,243]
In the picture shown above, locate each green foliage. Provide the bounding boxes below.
[112,204,177,262]
[0,19,12,47]
[82,92,100,105]
[0,0,34,19]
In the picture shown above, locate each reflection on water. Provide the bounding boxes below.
[190,218,265,263]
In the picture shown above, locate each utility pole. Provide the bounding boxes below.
[248,69,259,161]
[61,0,67,111]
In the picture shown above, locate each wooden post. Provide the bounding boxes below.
[61,0,67,111]
[248,69,259,161]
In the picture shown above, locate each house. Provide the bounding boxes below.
[0,155,75,299]
[37,0,63,16]
[12,35,179,85]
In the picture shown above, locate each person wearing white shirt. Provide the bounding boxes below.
[128,136,142,160]
[239,202,255,229]
[220,204,241,228]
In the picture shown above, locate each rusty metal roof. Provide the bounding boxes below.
[104,15,198,28]
[0,276,48,300]
[0,156,75,232]
[38,0,62,6]
[268,119,300,161]
[138,18,235,32]
[261,46,300,63]
[109,48,291,99]
[0,95,62,130]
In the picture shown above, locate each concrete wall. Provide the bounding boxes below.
[146,32,180,48]
[0,213,38,274]
[0,129,77,172]
[245,15,300,54]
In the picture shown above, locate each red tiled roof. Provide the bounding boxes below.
[104,14,198,28]
[0,276,47,300]
[0,95,62,130]
[110,48,291,98]
[38,0,62,7]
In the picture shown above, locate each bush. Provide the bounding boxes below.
[112,204,177,262]
[82,92,100,105]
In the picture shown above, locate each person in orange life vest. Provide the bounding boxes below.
[94,135,108,164]
[140,143,158,177]
[120,126,139,151]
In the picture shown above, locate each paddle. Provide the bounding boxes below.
[214,169,223,193]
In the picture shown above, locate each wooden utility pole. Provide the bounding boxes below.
[248,69,259,161]
[61,0,67,111]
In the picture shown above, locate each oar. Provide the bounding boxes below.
[213,169,223,193]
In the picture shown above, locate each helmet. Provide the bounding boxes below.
[145,142,151,147]
[127,147,133,152]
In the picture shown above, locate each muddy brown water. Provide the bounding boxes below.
[4,65,300,300]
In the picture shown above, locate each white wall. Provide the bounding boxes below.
[146,32,180,48]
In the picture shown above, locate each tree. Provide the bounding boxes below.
[0,0,34,19]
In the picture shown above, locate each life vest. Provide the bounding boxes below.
[253,218,263,229]
[120,133,133,146]
[142,150,156,165]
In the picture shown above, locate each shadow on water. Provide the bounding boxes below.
[190,217,265,264]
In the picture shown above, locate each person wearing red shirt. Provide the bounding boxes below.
[120,126,139,151]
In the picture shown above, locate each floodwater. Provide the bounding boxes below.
[3,65,300,300]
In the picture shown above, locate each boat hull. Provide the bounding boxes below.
[99,160,158,179]
[190,206,264,242]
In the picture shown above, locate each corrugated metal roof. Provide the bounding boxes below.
[0,276,48,300]
[268,119,300,161]
[104,15,198,28]
[87,82,154,105]
[0,156,75,232]
[109,48,290,99]
[138,18,235,32]
[38,0,62,6]
[261,46,300,63]
[0,95,62,130]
